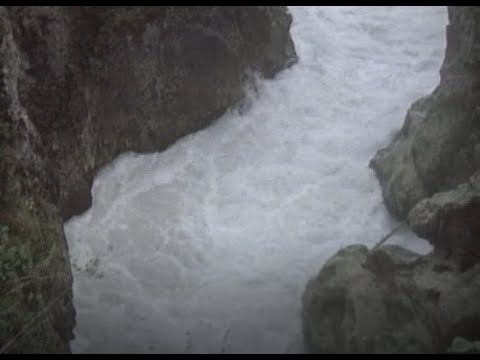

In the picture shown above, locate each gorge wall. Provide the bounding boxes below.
[303,6,480,353]
[0,6,297,353]
[370,6,480,262]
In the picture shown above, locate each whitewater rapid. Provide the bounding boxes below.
[64,6,448,353]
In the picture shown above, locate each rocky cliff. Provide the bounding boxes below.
[370,7,480,252]
[303,6,480,353]
[371,5,480,272]
[302,244,480,353]
[0,6,297,353]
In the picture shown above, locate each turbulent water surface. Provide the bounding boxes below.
[64,6,448,353]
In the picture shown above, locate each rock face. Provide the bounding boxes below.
[0,6,297,353]
[302,6,480,354]
[302,245,480,353]
[370,6,480,220]
[408,170,480,271]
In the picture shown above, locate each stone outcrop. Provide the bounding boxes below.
[302,6,480,354]
[302,245,480,353]
[370,6,480,221]
[407,170,480,271]
[0,6,297,353]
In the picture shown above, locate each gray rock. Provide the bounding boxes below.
[0,6,296,353]
[408,170,480,270]
[328,8,480,354]
[370,7,480,220]
[302,244,480,353]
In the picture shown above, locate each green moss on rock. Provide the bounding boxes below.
[0,196,74,353]
[448,337,480,354]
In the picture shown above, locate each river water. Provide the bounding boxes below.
[64,6,447,353]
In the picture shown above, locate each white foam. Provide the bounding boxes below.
[64,6,448,353]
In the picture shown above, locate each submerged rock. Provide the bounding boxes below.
[0,6,296,352]
[302,244,480,353]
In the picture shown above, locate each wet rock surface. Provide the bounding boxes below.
[303,7,480,353]
[302,244,480,353]
[408,170,480,271]
[370,7,480,221]
[0,6,296,352]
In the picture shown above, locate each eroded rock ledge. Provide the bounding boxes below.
[0,6,297,353]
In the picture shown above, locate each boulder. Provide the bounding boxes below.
[302,244,480,353]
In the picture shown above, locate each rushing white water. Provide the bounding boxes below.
[64,6,448,354]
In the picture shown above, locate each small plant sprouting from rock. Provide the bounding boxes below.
[25,198,35,213]
[0,224,33,283]
[448,336,480,354]
[0,223,9,240]
[0,196,73,352]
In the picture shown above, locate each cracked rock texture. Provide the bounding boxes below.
[0,6,297,353]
